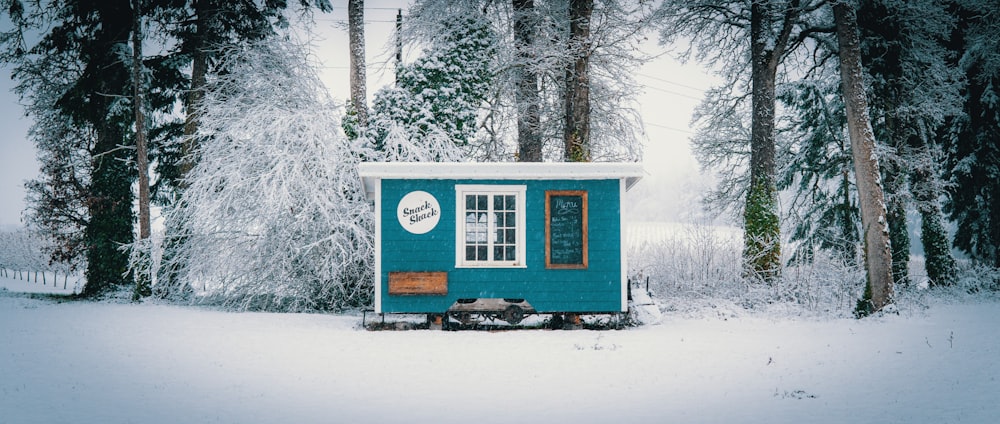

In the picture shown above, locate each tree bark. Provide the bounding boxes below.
[131,0,152,299]
[910,130,956,286]
[833,1,894,314]
[180,0,212,186]
[131,0,149,242]
[348,0,368,126]
[563,0,592,162]
[881,149,911,287]
[514,0,542,162]
[743,0,798,282]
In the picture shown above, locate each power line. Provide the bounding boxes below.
[645,122,694,135]
[641,84,704,101]
[636,72,708,93]
[315,19,400,23]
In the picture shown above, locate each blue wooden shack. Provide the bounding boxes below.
[358,162,643,324]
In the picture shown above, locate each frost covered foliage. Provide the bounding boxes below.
[400,0,649,162]
[629,224,864,318]
[160,38,374,311]
[364,15,494,162]
[776,77,861,267]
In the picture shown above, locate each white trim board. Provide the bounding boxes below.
[358,162,644,199]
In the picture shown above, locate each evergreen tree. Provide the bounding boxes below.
[403,0,649,162]
[367,13,495,160]
[777,76,861,267]
[943,0,1000,268]
[3,0,139,296]
[2,0,332,297]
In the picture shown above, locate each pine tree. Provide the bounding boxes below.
[943,0,1000,268]
[777,77,861,267]
[368,13,495,160]
[404,0,650,162]
[2,0,139,296]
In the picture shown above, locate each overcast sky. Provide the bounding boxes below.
[0,1,719,229]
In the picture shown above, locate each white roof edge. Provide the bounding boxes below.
[358,162,645,198]
[358,162,644,179]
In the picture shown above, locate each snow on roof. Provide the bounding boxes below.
[357,162,645,199]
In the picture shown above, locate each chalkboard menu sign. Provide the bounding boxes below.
[545,190,588,269]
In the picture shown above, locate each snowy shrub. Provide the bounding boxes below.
[629,223,865,318]
[159,38,374,311]
[894,257,1000,307]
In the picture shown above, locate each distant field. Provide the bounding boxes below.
[0,272,81,295]
[623,221,741,249]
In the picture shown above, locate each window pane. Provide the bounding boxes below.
[493,246,503,260]
[505,229,516,244]
[477,195,487,210]
[477,246,487,260]
[495,211,505,227]
[465,195,476,210]
[466,246,476,261]
[505,212,515,226]
[504,195,515,210]
[493,195,503,211]
[506,246,516,260]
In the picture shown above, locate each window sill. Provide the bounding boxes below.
[455,263,528,269]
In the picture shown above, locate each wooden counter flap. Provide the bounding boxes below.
[388,272,448,295]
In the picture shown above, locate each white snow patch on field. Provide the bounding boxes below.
[2,275,999,424]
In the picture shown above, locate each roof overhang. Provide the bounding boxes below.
[357,162,645,200]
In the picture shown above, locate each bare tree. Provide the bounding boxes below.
[833,0,893,314]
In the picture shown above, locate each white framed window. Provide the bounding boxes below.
[455,184,527,268]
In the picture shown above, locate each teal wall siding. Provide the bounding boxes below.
[380,178,622,313]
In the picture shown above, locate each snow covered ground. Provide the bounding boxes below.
[2,276,998,424]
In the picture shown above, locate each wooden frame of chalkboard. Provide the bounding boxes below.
[545,190,588,269]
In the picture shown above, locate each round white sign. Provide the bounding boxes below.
[397,191,440,234]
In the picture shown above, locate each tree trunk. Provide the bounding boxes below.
[131,0,149,242]
[514,0,542,162]
[82,0,136,297]
[879,109,911,287]
[883,168,911,287]
[834,1,894,315]
[909,130,956,286]
[131,0,152,299]
[180,0,212,185]
[348,0,368,126]
[395,9,403,82]
[563,0,592,162]
[743,0,792,283]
